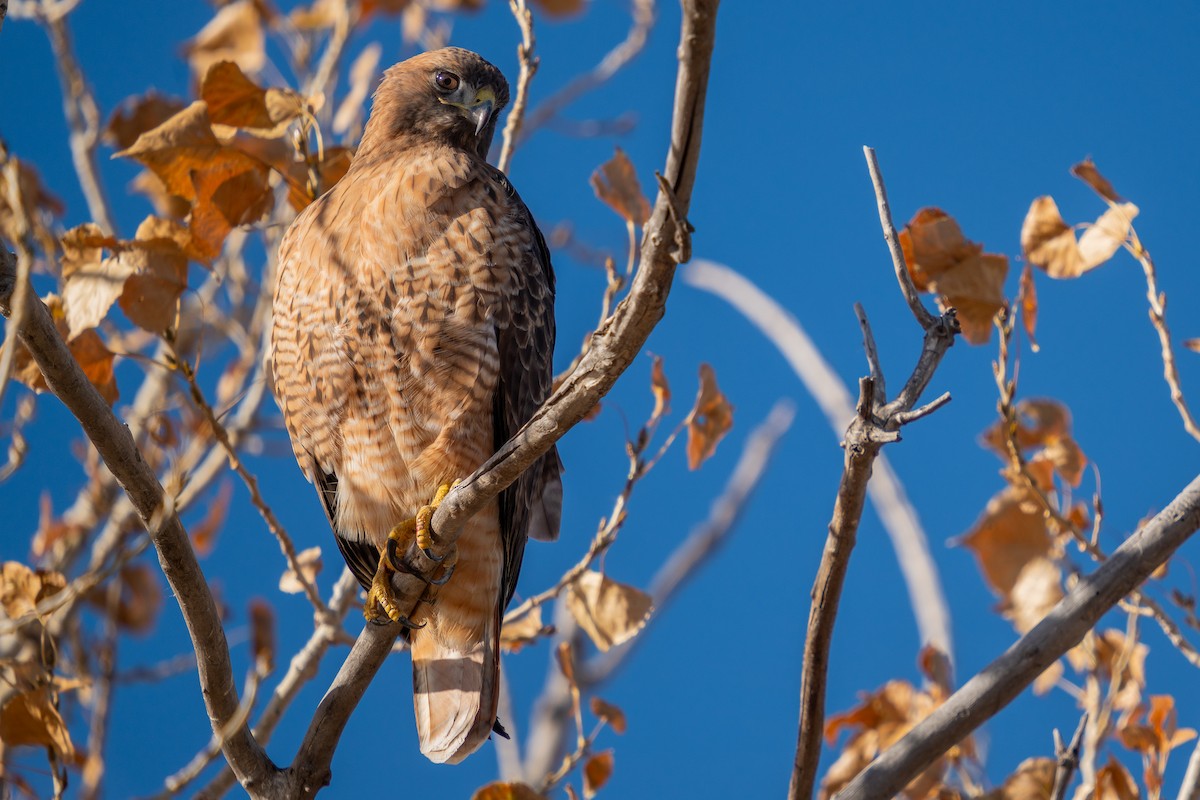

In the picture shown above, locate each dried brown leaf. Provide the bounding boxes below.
[0,685,75,760]
[1094,756,1140,800]
[686,363,733,470]
[32,492,83,560]
[980,757,1054,800]
[201,61,305,136]
[0,561,67,619]
[1184,338,1200,353]
[956,487,1053,604]
[279,546,322,594]
[531,0,585,16]
[566,571,653,652]
[105,92,187,150]
[192,480,234,556]
[591,148,651,229]
[1069,629,1147,714]
[186,0,266,79]
[899,208,1008,344]
[11,294,119,405]
[0,159,63,247]
[556,640,577,685]
[583,750,614,799]
[649,355,670,419]
[60,224,129,339]
[471,783,546,800]
[500,606,549,653]
[117,216,190,333]
[590,696,627,734]
[1021,197,1137,279]
[1019,263,1038,352]
[111,563,162,633]
[1006,557,1063,634]
[1071,157,1124,203]
[249,598,275,674]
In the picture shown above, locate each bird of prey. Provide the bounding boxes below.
[268,47,562,764]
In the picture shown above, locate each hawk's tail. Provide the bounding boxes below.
[410,607,501,764]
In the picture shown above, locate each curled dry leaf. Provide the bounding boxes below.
[1018,263,1038,351]
[956,487,1057,615]
[1094,756,1139,800]
[201,61,305,137]
[0,158,64,247]
[1071,157,1124,203]
[591,148,651,229]
[11,293,119,405]
[279,546,323,594]
[583,750,615,799]
[556,640,577,685]
[649,355,670,419]
[566,570,653,652]
[1021,196,1138,279]
[0,561,67,620]
[32,492,83,560]
[1119,695,1197,798]
[686,363,733,470]
[820,680,958,800]
[500,606,550,653]
[116,101,272,261]
[531,0,586,17]
[111,563,163,634]
[185,0,266,79]
[1184,338,1200,353]
[249,598,276,675]
[590,696,627,734]
[1068,629,1146,714]
[471,783,547,800]
[60,223,126,339]
[0,685,76,760]
[979,757,1054,800]
[104,92,187,151]
[899,208,1009,345]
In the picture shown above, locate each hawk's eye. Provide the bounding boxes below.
[433,71,460,93]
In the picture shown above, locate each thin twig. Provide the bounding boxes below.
[1050,713,1087,800]
[517,0,655,145]
[497,0,538,174]
[789,152,958,800]
[1177,735,1200,800]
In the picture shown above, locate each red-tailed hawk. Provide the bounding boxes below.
[269,47,562,763]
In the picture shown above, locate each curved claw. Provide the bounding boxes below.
[429,561,455,586]
[422,546,447,563]
[386,537,410,573]
[394,614,426,630]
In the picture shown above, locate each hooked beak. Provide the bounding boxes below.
[467,87,497,136]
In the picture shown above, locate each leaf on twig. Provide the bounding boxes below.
[471,783,546,800]
[1018,263,1038,352]
[1094,756,1139,800]
[556,640,577,685]
[0,561,67,619]
[249,598,276,675]
[591,148,651,229]
[899,208,1008,345]
[1021,197,1138,279]
[649,355,670,419]
[980,757,1054,799]
[583,750,614,799]
[566,571,653,652]
[686,363,733,470]
[500,606,550,653]
[201,61,305,137]
[981,398,1088,490]
[0,158,63,246]
[1071,157,1124,203]
[1070,629,1147,714]
[104,92,187,151]
[185,0,266,79]
[1118,695,1196,797]
[116,102,272,261]
[0,685,76,760]
[590,696,627,734]
[60,223,127,339]
[11,294,119,405]
[279,546,322,594]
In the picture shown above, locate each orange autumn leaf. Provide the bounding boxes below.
[117,216,191,333]
[1094,756,1140,800]
[1021,196,1137,279]
[0,685,76,760]
[980,757,1054,800]
[201,61,305,136]
[566,571,653,652]
[686,363,733,470]
[185,0,266,79]
[11,294,119,405]
[249,598,276,674]
[104,92,187,151]
[956,487,1055,607]
[191,480,234,556]
[0,158,63,246]
[0,561,67,619]
[583,750,614,799]
[1019,263,1038,352]
[590,696,628,734]
[591,148,651,229]
[472,783,546,800]
[110,563,163,634]
[650,355,670,419]
[899,208,1008,344]
[556,640,577,685]
[116,101,272,261]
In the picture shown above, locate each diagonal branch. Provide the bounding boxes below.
[834,471,1200,799]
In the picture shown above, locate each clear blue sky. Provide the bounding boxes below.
[4,1,1200,797]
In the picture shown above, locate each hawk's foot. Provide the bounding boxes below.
[414,480,460,561]
[364,552,424,628]
[382,481,462,582]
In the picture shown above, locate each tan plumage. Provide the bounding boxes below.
[268,47,561,764]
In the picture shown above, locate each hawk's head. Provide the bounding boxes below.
[365,48,510,159]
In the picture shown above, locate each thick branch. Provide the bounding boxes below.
[0,251,281,794]
[835,472,1200,799]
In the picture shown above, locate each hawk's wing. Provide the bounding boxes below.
[493,173,563,610]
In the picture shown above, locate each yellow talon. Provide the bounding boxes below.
[414,480,458,553]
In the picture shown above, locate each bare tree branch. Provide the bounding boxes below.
[789,148,960,800]
[1051,713,1087,800]
[496,0,538,174]
[1178,735,1200,800]
[834,472,1200,800]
